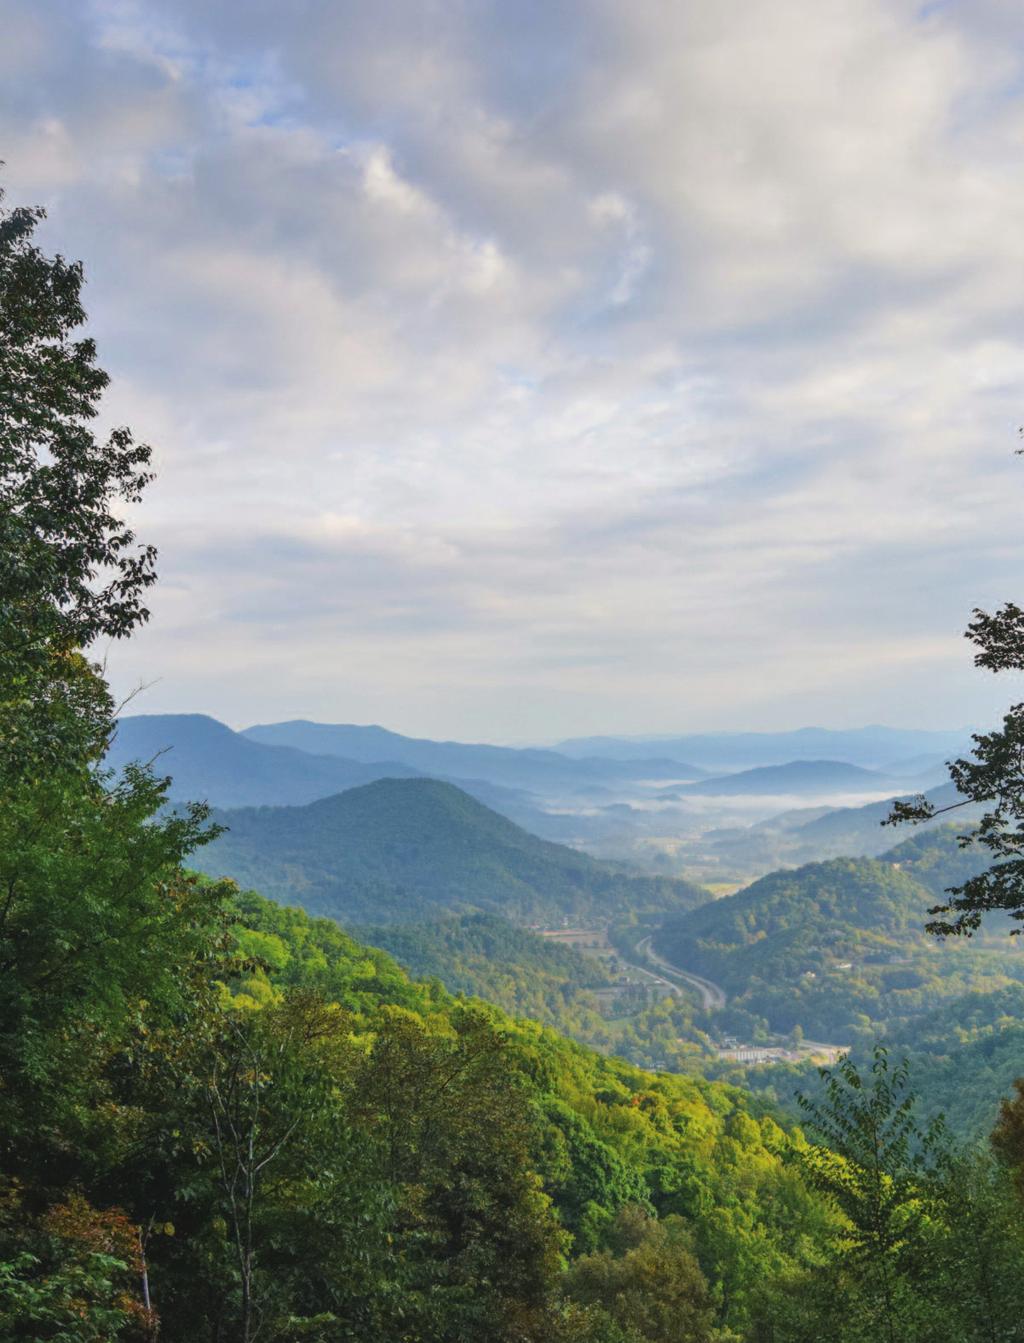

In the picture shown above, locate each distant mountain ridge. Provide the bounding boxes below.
[685,781,981,881]
[676,759,892,797]
[106,714,421,808]
[556,725,973,771]
[195,777,710,926]
[242,719,708,790]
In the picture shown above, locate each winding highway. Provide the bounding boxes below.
[634,935,727,1011]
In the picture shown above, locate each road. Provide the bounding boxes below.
[634,935,727,1011]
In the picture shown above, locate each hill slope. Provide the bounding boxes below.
[355,911,620,1041]
[655,852,1024,1039]
[197,777,710,926]
[107,713,421,807]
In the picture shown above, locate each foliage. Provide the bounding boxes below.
[0,188,155,779]
[563,1206,715,1343]
[357,912,616,1037]
[774,1049,1024,1343]
[886,602,1024,934]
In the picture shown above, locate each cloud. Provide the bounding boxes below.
[1,0,1022,737]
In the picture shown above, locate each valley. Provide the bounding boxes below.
[632,934,726,1011]
[106,711,1024,1135]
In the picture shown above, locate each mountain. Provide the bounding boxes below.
[655,849,1023,1041]
[196,777,710,926]
[556,726,973,771]
[106,713,422,807]
[881,824,990,899]
[242,719,707,791]
[660,856,938,986]
[677,759,890,796]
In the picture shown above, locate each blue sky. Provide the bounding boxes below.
[3,0,1023,740]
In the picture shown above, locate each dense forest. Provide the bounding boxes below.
[196,778,709,926]
[356,912,619,1036]
[656,839,1024,1045]
[8,190,1024,1342]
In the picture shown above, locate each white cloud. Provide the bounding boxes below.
[1,0,1022,737]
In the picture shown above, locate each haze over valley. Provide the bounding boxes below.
[112,712,975,889]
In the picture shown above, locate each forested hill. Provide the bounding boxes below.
[196,777,710,925]
[666,855,938,975]
[190,888,854,1338]
[881,823,991,898]
[655,848,1024,1041]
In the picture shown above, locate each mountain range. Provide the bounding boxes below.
[243,718,707,790]
[556,725,973,771]
[107,713,712,811]
[106,714,422,808]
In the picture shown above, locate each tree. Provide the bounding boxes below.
[0,183,230,1339]
[562,1206,715,1343]
[0,187,157,777]
[191,993,363,1343]
[918,1146,1024,1343]
[886,600,1024,936]
[797,1049,932,1343]
[0,189,155,648]
[352,1004,566,1342]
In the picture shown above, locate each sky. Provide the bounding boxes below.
[3,0,1024,742]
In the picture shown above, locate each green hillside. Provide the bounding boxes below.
[356,912,619,1037]
[657,854,1024,1041]
[197,777,710,926]
[882,823,990,898]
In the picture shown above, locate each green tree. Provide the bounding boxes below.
[563,1206,714,1343]
[353,1005,566,1342]
[0,184,222,1170]
[886,601,1024,935]
[918,1146,1024,1343]
[0,187,156,776]
[0,181,224,1338]
[797,1049,931,1343]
